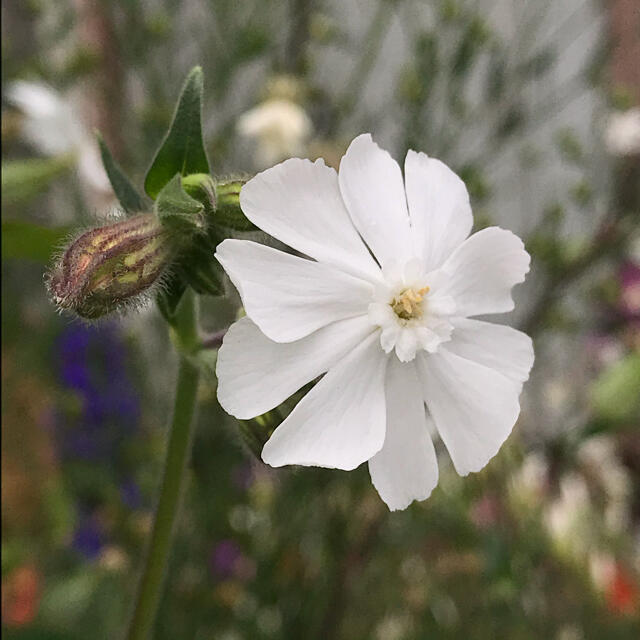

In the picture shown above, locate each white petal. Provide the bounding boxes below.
[216,239,374,342]
[416,327,445,353]
[339,134,413,269]
[239,158,381,281]
[446,318,534,382]
[417,349,523,476]
[216,315,374,419]
[6,81,85,156]
[368,301,395,326]
[433,227,530,317]
[404,150,473,271]
[380,325,400,353]
[395,330,418,363]
[368,358,438,510]
[261,333,388,470]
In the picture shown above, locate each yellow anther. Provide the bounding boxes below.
[391,286,430,321]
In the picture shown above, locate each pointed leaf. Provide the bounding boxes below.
[144,67,210,199]
[97,133,147,213]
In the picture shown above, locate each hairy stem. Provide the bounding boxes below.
[125,292,201,640]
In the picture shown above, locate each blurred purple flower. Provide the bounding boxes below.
[209,539,256,582]
[210,540,242,579]
[120,479,143,510]
[54,322,140,462]
[53,322,144,561]
[231,462,255,492]
[72,514,104,559]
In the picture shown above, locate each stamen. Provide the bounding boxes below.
[391,286,429,320]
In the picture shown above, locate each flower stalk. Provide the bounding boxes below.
[126,290,201,640]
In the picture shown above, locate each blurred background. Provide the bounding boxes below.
[2,0,639,638]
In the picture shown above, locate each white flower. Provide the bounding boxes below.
[216,134,534,511]
[237,98,312,169]
[604,107,640,156]
[7,81,112,201]
[544,473,591,556]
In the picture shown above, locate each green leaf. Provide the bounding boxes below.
[592,353,640,424]
[154,173,206,233]
[156,271,187,325]
[2,220,71,263]
[97,132,147,213]
[144,66,210,199]
[2,155,74,206]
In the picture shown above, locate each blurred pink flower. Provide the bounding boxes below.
[619,261,640,320]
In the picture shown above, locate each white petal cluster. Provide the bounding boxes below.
[237,98,312,169]
[216,134,534,511]
[7,81,113,203]
[604,107,640,157]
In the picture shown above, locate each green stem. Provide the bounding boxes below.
[126,292,201,640]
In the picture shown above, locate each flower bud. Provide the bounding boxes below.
[213,178,254,231]
[48,213,174,319]
[181,173,216,211]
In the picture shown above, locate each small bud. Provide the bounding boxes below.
[181,173,216,211]
[48,213,174,319]
[213,178,255,231]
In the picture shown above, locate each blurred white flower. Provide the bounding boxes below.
[544,473,591,554]
[509,451,548,502]
[216,133,534,510]
[556,625,584,640]
[7,80,113,205]
[589,552,617,593]
[237,98,312,169]
[374,614,412,640]
[604,107,640,156]
[578,435,631,535]
[98,545,129,572]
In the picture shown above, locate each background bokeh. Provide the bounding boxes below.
[2,1,639,638]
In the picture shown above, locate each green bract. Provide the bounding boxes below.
[144,66,211,199]
[154,174,206,234]
[97,133,147,213]
[48,66,254,322]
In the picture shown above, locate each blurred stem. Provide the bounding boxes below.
[284,0,313,75]
[126,291,201,640]
[339,1,393,118]
[519,209,628,337]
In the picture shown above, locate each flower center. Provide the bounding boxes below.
[390,286,429,321]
